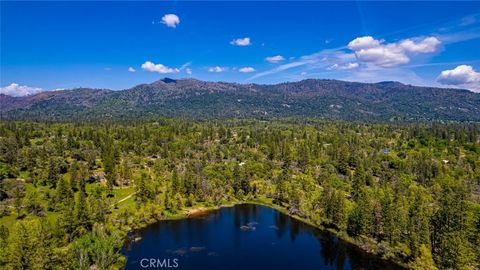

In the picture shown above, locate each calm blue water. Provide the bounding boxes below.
[122,204,403,270]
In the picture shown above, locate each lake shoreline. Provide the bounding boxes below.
[122,197,409,269]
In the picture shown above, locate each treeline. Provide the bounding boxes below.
[0,120,479,269]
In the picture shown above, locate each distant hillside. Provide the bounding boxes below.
[1,78,479,122]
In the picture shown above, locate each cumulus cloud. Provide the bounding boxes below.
[230,37,251,46]
[161,14,180,28]
[0,83,44,97]
[128,67,136,73]
[208,66,226,73]
[399,37,441,53]
[141,61,180,74]
[348,36,381,50]
[265,55,285,63]
[347,36,441,67]
[327,62,359,71]
[239,67,255,73]
[186,68,192,75]
[437,65,480,91]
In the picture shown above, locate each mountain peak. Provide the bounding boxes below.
[1,78,479,122]
[376,81,404,86]
[160,78,177,84]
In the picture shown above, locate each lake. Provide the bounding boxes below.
[122,204,404,270]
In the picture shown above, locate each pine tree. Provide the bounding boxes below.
[410,245,438,270]
[70,224,122,270]
[275,169,290,204]
[233,163,241,194]
[380,188,396,244]
[47,157,61,187]
[172,193,185,212]
[75,179,90,232]
[347,188,373,237]
[6,221,36,268]
[187,193,196,207]
[88,185,108,223]
[171,169,184,194]
[70,160,79,190]
[25,190,44,216]
[407,189,431,258]
[136,172,153,205]
[431,177,475,269]
[0,225,9,266]
[55,177,73,209]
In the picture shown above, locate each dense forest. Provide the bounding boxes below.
[0,120,479,269]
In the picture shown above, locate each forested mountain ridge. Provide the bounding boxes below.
[2,78,479,122]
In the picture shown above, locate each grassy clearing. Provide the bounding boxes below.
[0,182,136,230]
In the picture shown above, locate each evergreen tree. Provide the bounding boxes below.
[407,189,431,258]
[0,225,9,266]
[410,245,438,270]
[347,188,373,237]
[75,180,90,233]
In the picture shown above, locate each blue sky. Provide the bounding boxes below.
[1,1,480,96]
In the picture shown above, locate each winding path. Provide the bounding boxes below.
[111,192,136,206]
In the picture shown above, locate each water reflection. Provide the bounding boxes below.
[123,204,404,270]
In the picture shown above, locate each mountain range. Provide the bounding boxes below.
[1,78,479,122]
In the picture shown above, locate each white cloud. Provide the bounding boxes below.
[128,67,136,73]
[348,36,381,50]
[208,66,226,73]
[0,83,43,97]
[230,37,251,46]
[246,16,478,86]
[248,35,442,83]
[327,62,359,71]
[141,61,180,74]
[248,47,354,81]
[239,67,255,73]
[180,62,191,69]
[248,60,313,81]
[265,55,285,63]
[437,65,480,91]
[161,14,180,28]
[347,36,441,67]
[179,62,192,74]
[398,37,441,53]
